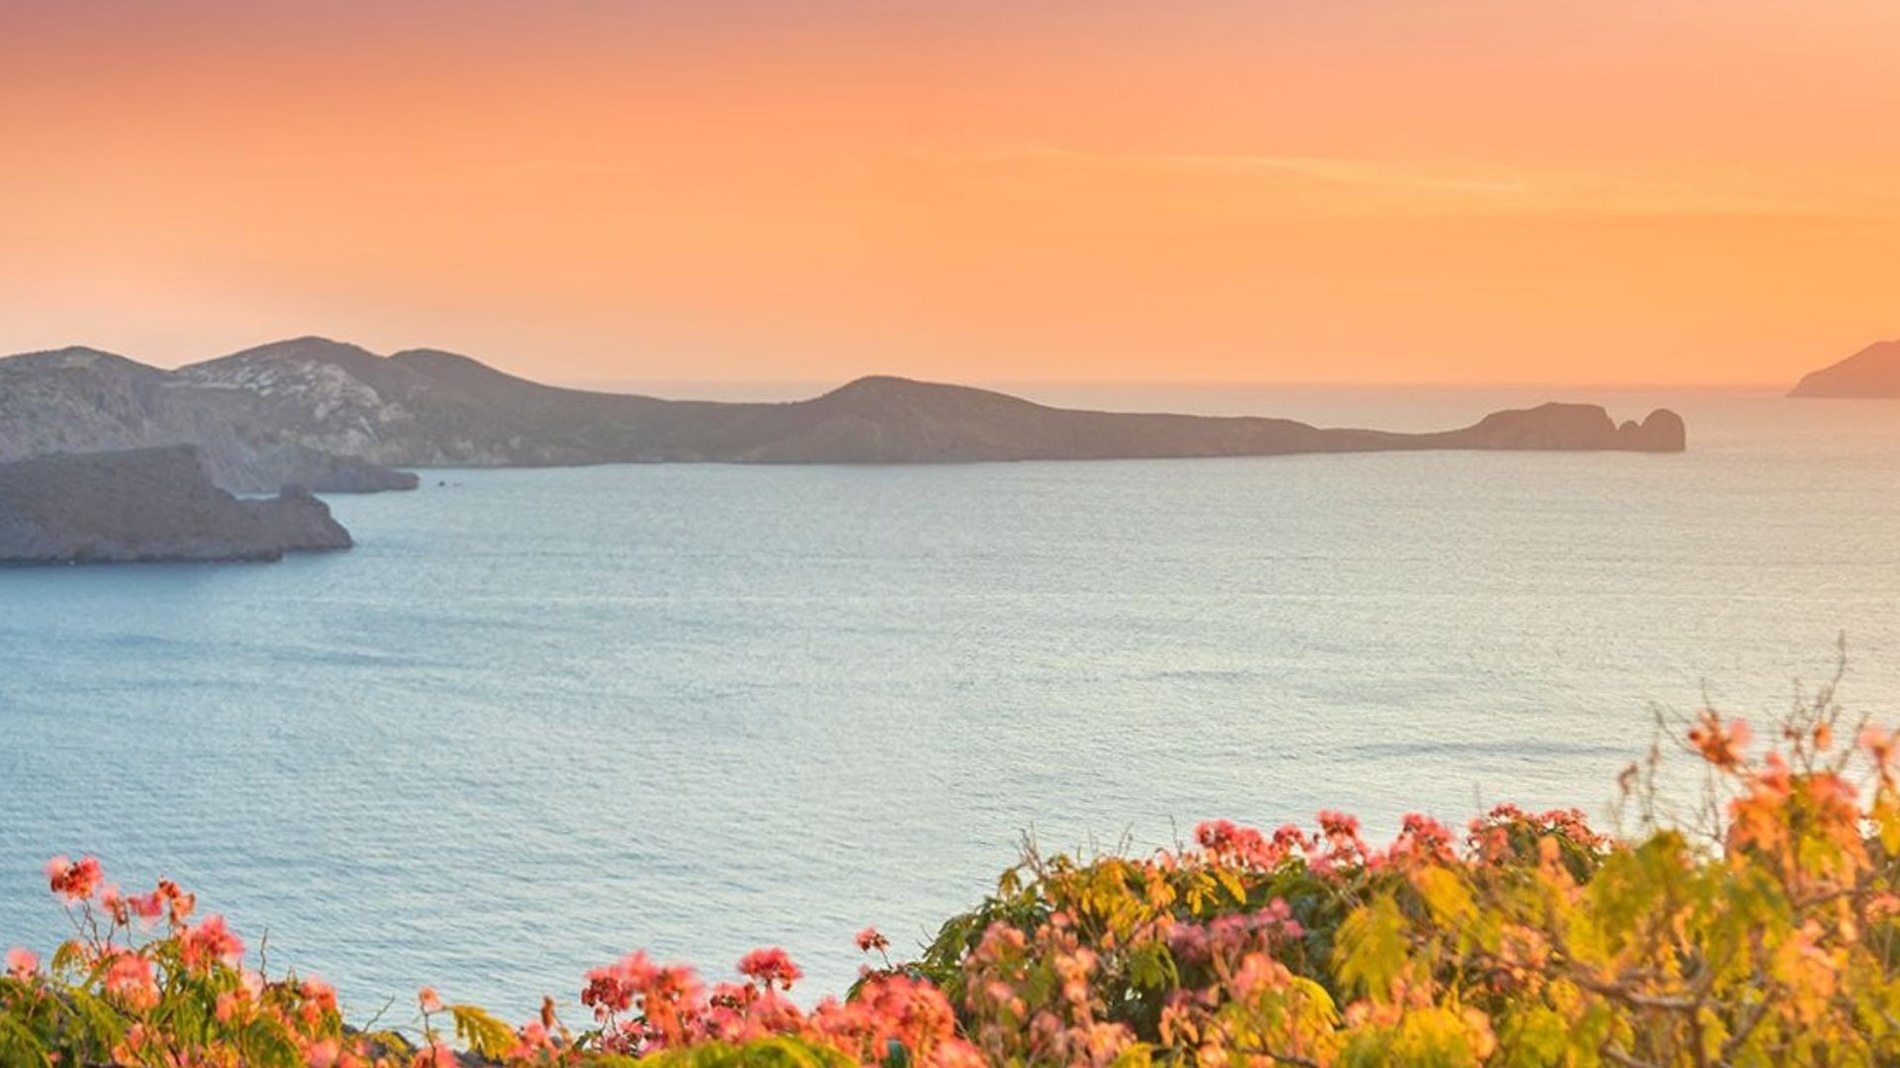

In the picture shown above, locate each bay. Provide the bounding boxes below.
[1,387,1895,1015]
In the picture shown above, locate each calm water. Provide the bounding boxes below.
[1,388,1896,1016]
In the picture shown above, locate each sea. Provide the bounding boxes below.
[1,386,1895,1018]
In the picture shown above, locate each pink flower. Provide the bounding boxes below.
[1688,710,1751,770]
[100,884,128,923]
[855,927,889,954]
[737,947,804,990]
[305,1037,341,1068]
[46,855,104,902]
[419,986,444,1014]
[154,879,195,925]
[127,891,165,924]
[1271,824,1311,853]
[1389,813,1458,868]
[102,951,159,1010]
[1195,819,1280,867]
[1863,726,1897,773]
[302,976,338,1011]
[5,947,38,980]
[583,951,657,1018]
[1317,810,1362,842]
[298,976,338,1028]
[1167,923,1210,964]
[508,1021,555,1058]
[1223,950,1284,995]
[180,914,245,970]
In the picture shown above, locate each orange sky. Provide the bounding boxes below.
[3,0,1897,386]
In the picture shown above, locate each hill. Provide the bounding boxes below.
[0,337,1689,477]
[1789,340,1900,398]
[0,344,419,493]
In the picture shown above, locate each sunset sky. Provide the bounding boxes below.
[4,0,1898,386]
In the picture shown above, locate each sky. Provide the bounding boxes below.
[3,0,1898,387]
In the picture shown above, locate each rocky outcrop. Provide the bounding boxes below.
[1,337,1688,470]
[0,446,352,564]
[1790,340,1900,398]
[1427,403,1686,453]
[1628,409,1688,452]
[0,346,419,494]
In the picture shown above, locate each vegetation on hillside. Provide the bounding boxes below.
[6,680,1899,1066]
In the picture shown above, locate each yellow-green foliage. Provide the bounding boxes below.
[914,690,1900,1066]
[5,687,1899,1066]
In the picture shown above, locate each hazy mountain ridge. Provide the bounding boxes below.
[0,338,1687,479]
[1790,341,1900,398]
[0,446,352,563]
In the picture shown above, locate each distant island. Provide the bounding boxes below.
[0,446,352,564]
[1789,340,1900,398]
[0,339,1686,494]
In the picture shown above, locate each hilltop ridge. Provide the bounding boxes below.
[0,338,1688,483]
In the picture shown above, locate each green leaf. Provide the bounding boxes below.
[449,1001,519,1058]
[643,1037,858,1068]
[1415,866,1476,928]
[1336,896,1409,1003]
[0,1014,54,1068]
[1504,1006,1569,1062]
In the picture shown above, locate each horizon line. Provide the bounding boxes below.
[562,376,1795,393]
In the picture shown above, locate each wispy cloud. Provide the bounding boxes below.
[907,143,1900,220]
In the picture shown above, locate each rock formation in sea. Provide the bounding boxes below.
[0,336,1688,469]
[0,446,353,564]
[1789,340,1900,398]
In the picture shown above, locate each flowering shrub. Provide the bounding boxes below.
[7,688,1900,1065]
[0,858,976,1068]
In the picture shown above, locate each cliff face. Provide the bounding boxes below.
[1790,341,1900,398]
[0,446,353,564]
[0,346,419,494]
[1,337,1688,469]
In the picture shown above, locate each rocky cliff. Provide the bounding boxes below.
[0,346,419,493]
[0,446,353,564]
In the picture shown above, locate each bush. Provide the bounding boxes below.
[7,683,1899,1065]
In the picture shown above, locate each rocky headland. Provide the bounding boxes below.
[0,337,1688,473]
[0,446,353,564]
[1790,340,1900,399]
[0,346,419,494]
